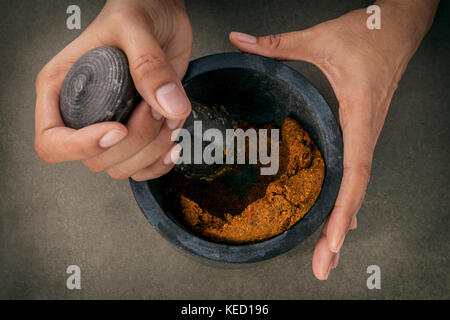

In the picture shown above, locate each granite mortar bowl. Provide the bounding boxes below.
[130,52,343,263]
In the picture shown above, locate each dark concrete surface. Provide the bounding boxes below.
[0,0,448,299]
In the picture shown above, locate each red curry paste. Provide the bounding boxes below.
[162,117,325,244]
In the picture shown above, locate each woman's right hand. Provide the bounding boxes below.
[34,0,192,181]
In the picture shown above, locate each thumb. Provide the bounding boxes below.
[35,122,128,164]
[229,30,319,63]
[118,27,191,121]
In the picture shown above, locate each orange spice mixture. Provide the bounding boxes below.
[162,117,325,244]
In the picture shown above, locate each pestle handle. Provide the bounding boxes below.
[60,46,139,129]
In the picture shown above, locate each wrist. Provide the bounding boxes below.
[105,0,185,12]
[375,0,439,53]
[347,0,438,80]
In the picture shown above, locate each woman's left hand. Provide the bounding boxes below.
[229,0,438,279]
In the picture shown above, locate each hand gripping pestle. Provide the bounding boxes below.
[59,46,234,179]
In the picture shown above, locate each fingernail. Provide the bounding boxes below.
[331,252,340,269]
[163,144,182,165]
[231,31,257,44]
[156,83,189,116]
[166,119,181,130]
[151,107,163,121]
[99,130,126,148]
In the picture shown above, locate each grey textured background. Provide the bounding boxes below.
[0,0,449,299]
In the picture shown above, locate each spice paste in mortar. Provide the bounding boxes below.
[162,117,324,244]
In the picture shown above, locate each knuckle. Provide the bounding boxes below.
[131,165,172,181]
[130,173,148,182]
[81,159,104,173]
[135,122,158,145]
[131,171,159,182]
[34,138,55,164]
[131,53,167,81]
[35,67,50,91]
[106,167,130,180]
[77,142,97,159]
[36,62,68,94]
[34,141,48,162]
[265,34,283,51]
